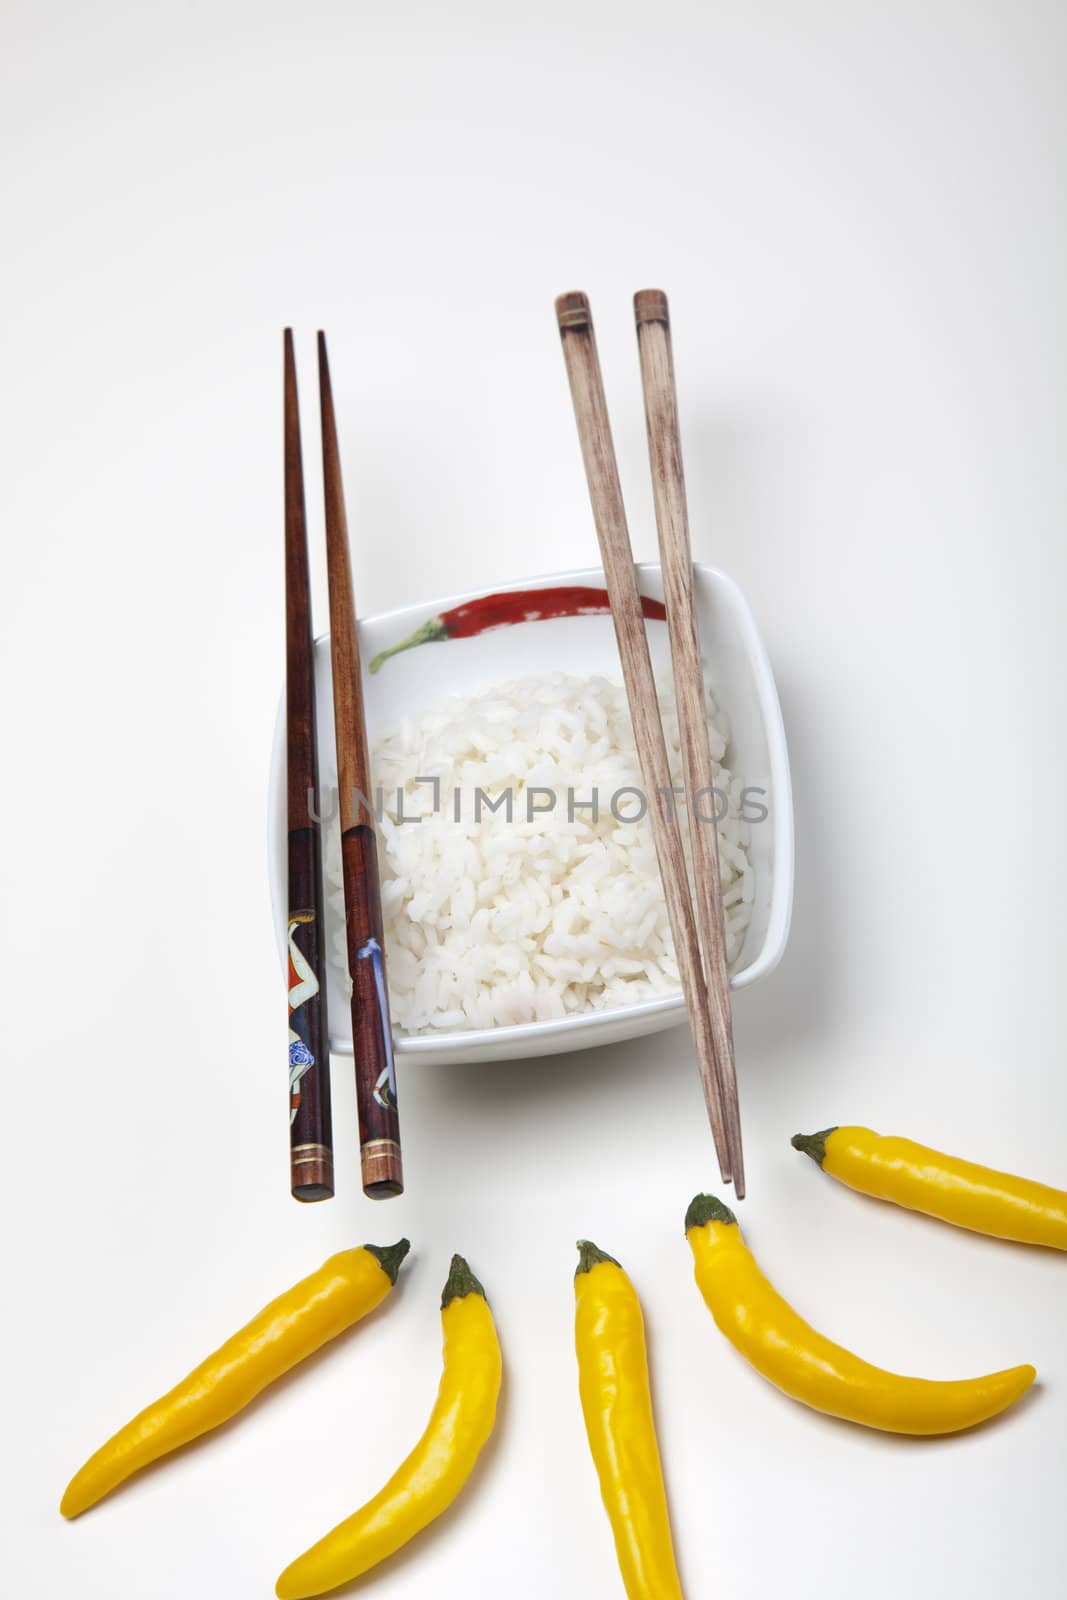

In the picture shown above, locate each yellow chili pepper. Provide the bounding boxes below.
[574,1241,683,1600]
[686,1195,1035,1434]
[60,1240,410,1519]
[275,1254,501,1599]
[793,1125,1067,1250]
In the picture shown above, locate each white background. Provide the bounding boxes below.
[4,2,1066,1596]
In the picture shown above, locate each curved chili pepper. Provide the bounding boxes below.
[793,1126,1067,1249]
[368,585,668,672]
[60,1242,410,1518]
[275,1255,501,1598]
[685,1195,1035,1434]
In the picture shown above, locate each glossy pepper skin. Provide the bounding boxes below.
[275,1255,501,1599]
[574,1242,683,1600]
[367,585,668,672]
[793,1125,1067,1250]
[60,1241,410,1519]
[686,1195,1035,1435]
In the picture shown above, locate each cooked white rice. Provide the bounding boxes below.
[326,671,752,1034]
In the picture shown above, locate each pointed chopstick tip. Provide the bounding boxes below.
[556,290,592,332]
[317,332,334,410]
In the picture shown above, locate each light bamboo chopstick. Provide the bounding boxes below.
[555,291,732,1185]
[634,289,745,1196]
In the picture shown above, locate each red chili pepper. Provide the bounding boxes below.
[369,585,668,673]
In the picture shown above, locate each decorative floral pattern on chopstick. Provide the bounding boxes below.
[287,911,321,1126]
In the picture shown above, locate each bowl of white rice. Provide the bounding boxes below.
[268,564,792,1065]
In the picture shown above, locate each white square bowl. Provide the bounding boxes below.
[268,563,793,1065]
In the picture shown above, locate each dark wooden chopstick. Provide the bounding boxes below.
[317,332,403,1199]
[634,290,745,1197]
[555,292,733,1184]
[284,330,334,1201]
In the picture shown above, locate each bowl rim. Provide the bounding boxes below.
[268,560,793,1056]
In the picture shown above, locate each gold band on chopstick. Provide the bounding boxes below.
[291,1143,333,1167]
[361,1138,403,1189]
[361,1139,402,1159]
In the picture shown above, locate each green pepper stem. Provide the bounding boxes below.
[441,1254,487,1307]
[575,1239,621,1277]
[368,617,449,674]
[791,1129,837,1166]
[685,1194,737,1232]
[364,1238,411,1285]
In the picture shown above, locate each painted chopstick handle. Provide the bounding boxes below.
[342,824,404,1197]
[287,826,334,1200]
